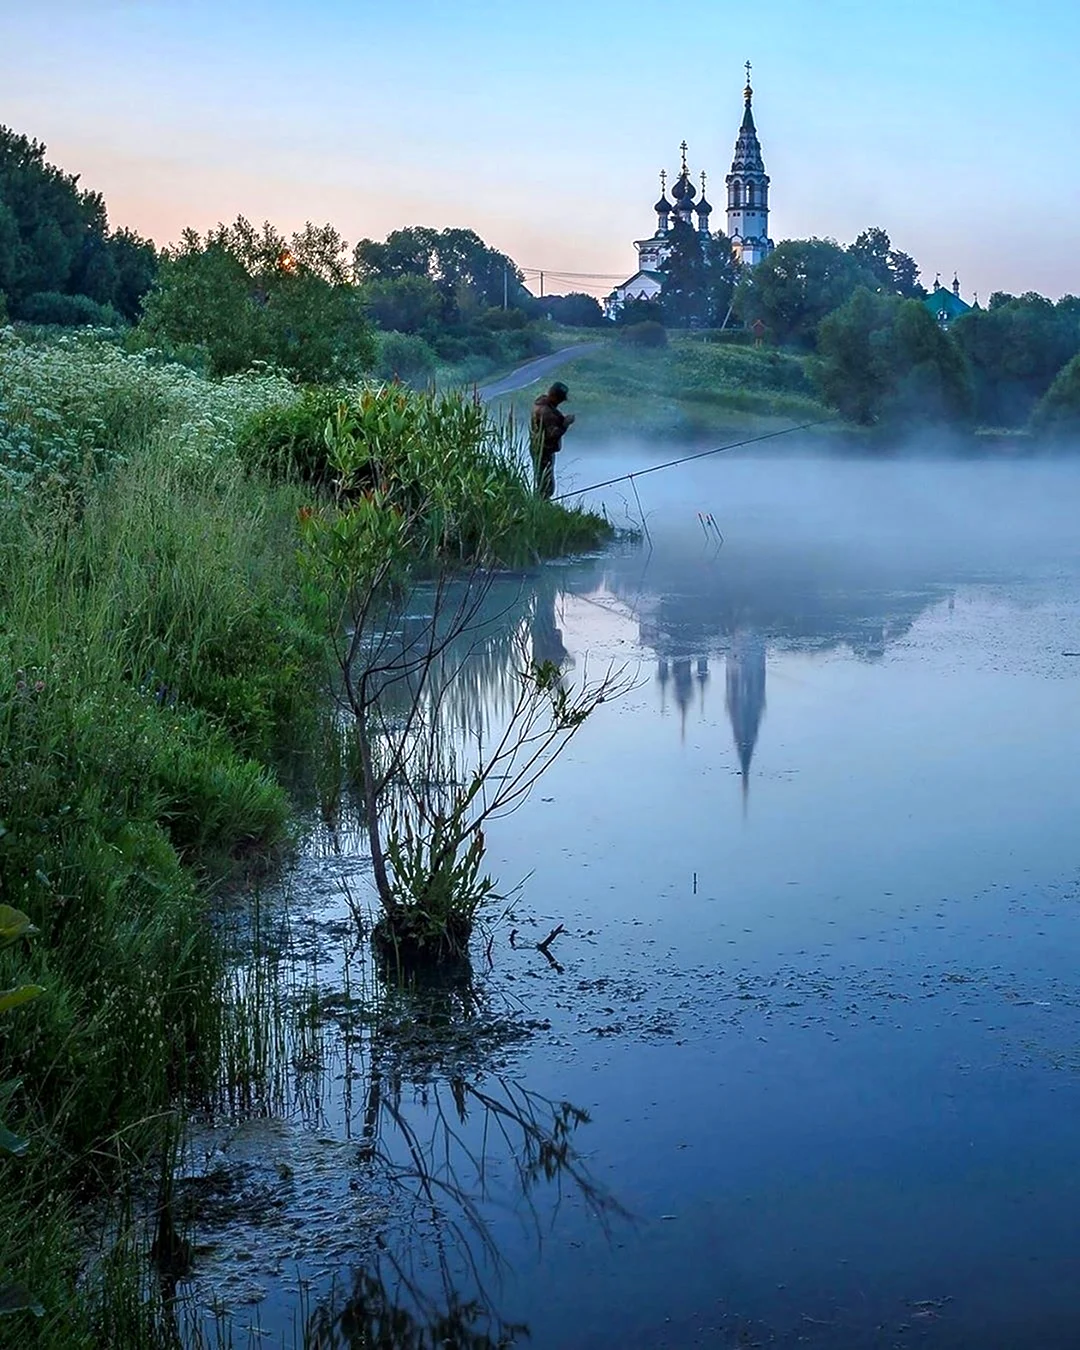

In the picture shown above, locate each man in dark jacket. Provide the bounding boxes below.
[530,381,575,499]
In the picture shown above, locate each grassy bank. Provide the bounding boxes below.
[491,335,833,443]
[0,330,609,1346]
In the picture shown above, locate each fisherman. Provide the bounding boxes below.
[530,381,575,499]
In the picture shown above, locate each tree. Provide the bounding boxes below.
[140,217,375,381]
[951,293,1080,426]
[1031,352,1080,439]
[540,292,604,327]
[734,238,876,347]
[848,227,925,298]
[814,287,972,427]
[813,287,899,423]
[614,295,663,327]
[107,227,159,321]
[0,125,159,320]
[658,224,738,328]
[360,274,443,334]
[354,226,531,324]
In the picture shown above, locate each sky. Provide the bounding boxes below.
[4,0,1079,301]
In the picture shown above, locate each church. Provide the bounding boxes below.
[605,65,774,319]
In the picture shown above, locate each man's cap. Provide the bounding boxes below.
[549,381,569,398]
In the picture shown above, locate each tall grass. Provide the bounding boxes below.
[0,337,614,1345]
[238,382,612,566]
[0,334,318,1345]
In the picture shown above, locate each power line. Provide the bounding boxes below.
[520,267,628,281]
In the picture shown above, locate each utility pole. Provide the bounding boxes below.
[503,266,508,310]
[540,270,544,298]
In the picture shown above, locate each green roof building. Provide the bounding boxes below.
[924,274,972,329]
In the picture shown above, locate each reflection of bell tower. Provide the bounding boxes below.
[725,633,766,801]
[672,658,694,741]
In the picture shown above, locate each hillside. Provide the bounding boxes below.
[488,336,832,443]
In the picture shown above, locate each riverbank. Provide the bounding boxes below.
[0,329,611,1346]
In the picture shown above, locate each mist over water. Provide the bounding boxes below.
[185,450,1080,1349]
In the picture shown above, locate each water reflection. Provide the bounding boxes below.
[175,903,625,1348]
[185,461,1080,1348]
[307,1066,611,1349]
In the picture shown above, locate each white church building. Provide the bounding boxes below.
[605,65,774,318]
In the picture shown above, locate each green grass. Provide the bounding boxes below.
[0,334,613,1346]
[492,335,832,442]
[0,334,321,1346]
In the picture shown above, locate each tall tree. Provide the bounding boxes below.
[140,218,374,381]
[659,224,739,328]
[814,286,972,427]
[734,238,876,347]
[354,226,529,324]
[0,125,158,319]
[951,293,1080,426]
[848,227,925,298]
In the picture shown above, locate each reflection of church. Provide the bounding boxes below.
[658,636,768,797]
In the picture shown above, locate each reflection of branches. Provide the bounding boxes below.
[308,1066,628,1349]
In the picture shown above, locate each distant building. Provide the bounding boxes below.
[605,66,773,319]
[604,143,714,317]
[725,68,774,267]
[925,274,972,329]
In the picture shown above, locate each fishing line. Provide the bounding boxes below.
[552,416,836,502]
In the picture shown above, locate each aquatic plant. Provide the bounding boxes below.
[299,387,623,964]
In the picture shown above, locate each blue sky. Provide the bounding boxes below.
[4,0,1079,299]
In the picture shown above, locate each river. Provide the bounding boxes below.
[175,450,1080,1349]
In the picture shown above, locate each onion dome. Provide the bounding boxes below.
[671,173,697,202]
[671,141,697,200]
[654,169,672,216]
[696,196,713,216]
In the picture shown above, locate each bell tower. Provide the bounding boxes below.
[725,63,773,267]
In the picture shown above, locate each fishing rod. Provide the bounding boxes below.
[552,416,837,501]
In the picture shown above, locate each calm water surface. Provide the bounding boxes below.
[182,453,1080,1349]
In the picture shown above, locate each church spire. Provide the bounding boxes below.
[726,62,773,267]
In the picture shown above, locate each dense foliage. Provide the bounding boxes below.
[540,291,604,326]
[1031,350,1080,439]
[659,222,739,328]
[0,335,323,1343]
[951,292,1080,426]
[355,225,550,384]
[0,127,156,323]
[813,288,973,427]
[139,218,376,382]
[733,238,879,348]
[847,227,924,299]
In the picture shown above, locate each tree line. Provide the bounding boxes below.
[4,122,1080,437]
[0,126,156,325]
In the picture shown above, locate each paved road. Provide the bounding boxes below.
[476,342,603,401]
